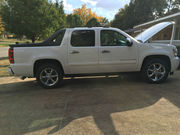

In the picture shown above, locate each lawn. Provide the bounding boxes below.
[0,39,31,47]
[0,58,10,77]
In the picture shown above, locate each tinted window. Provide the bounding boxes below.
[101,30,127,46]
[50,29,65,45]
[71,30,95,47]
[43,29,65,46]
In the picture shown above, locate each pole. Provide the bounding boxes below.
[170,21,176,45]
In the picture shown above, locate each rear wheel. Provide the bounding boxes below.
[36,64,63,88]
[142,58,170,83]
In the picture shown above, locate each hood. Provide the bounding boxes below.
[135,22,175,43]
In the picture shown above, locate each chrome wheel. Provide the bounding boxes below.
[40,68,59,87]
[147,63,166,82]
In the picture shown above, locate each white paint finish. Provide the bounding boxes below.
[67,47,99,73]
[9,23,179,77]
[171,57,180,71]
[135,22,174,43]
[170,23,176,45]
[99,45,138,72]
[97,28,139,73]
[67,29,99,74]
[137,43,179,72]
[11,30,70,77]
[151,40,180,47]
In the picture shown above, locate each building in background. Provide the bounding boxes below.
[126,12,180,46]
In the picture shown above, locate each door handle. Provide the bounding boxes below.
[70,50,79,54]
[102,50,110,53]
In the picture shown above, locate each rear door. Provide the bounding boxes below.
[99,29,138,73]
[68,29,99,74]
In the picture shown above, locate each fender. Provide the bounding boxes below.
[138,48,171,71]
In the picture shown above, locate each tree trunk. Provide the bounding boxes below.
[31,36,36,43]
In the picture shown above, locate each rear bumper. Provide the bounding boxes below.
[8,67,14,76]
[9,64,34,77]
[171,57,179,72]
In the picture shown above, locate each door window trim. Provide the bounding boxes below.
[100,29,128,47]
[70,30,96,47]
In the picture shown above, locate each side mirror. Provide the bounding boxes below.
[126,38,133,47]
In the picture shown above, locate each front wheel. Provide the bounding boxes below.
[36,64,63,88]
[142,58,170,83]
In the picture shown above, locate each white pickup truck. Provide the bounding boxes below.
[8,22,179,88]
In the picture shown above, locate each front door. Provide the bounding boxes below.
[68,29,99,74]
[99,30,138,73]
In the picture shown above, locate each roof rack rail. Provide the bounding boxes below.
[103,26,110,28]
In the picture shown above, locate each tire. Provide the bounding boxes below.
[36,63,63,88]
[142,58,170,83]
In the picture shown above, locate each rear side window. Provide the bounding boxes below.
[71,30,95,47]
[50,29,66,45]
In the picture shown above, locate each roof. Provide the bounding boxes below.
[66,27,127,31]
[66,27,113,30]
[134,12,180,29]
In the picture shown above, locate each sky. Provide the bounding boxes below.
[62,0,131,21]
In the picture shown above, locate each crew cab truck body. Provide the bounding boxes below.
[8,22,179,88]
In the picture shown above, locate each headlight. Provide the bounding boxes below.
[173,48,178,57]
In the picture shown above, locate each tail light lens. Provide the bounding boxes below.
[8,48,14,64]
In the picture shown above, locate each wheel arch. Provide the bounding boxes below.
[33,59,64,77]
[140,55,171,71]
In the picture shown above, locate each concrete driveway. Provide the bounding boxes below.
[0,72,180,135]
[0,47,8,58]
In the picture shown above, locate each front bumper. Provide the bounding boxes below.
[171,57,180,72]
[8,67,14,76]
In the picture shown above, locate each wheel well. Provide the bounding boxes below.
[141,55,171,71]
[33,59,64,76]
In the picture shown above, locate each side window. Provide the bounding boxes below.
[71,30,95,47]
[101,30,127,46]
[51,29,65,45]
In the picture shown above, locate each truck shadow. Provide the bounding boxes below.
[0,73,180,135]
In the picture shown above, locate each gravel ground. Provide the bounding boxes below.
[0,71,180,135]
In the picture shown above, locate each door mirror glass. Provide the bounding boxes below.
[126,38,133,47]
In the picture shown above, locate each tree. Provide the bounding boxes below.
[86,17,100,27]
[111,4,132,30]
[132,0,167,21]
[1,0,66,43]
[41,0,66,39]
[0,0,5,9]
[73,4,104,25]
[0,16,4,36]
[55,0,66,27]
[100,17,110,27]
[0,0,5,36]
[66,14,83,28]
[111,0,167,30]
[166,0,180,15]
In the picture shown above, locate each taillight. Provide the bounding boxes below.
[8,48,14,64]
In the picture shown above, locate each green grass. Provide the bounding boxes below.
[0,58,10,77]
[0,39,32,47]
